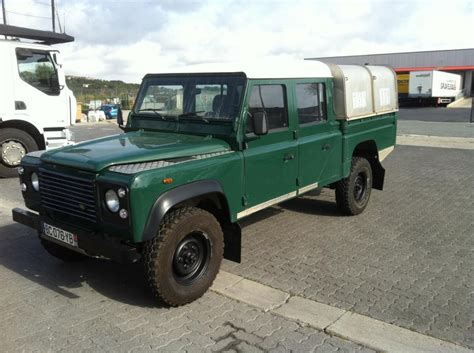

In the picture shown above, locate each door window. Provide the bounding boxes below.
[295,83,326,125]
[247,84,288,133]
[16,49,60,96]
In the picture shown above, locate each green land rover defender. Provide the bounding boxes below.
[13,60,397,306]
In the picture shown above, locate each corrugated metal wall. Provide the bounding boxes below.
[307,49,474,68]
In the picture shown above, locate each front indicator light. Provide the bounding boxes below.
[21,183,27,192]
[163,177,174,184]
[31,172,39,191]
[105,189,120,213]
[119,209,128,219]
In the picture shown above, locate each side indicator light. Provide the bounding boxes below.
[163,177,174,185]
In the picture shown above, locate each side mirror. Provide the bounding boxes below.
[252,111,268,135]
[117,107,125,130]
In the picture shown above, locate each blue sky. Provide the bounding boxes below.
[4,0,473,82]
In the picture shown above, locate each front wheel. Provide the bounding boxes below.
[144,207,224,306]
[336,157,373,215]
[0,128,39,178]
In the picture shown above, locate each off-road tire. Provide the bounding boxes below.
[336,157,372,215]
[0,128,39,178]
[41,239,88,262]
[144,207,224,306]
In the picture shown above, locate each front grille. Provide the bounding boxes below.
[39,168,97,222]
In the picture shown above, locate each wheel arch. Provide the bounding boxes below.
[352,140,385,190]
[142,180,241,263]
[0,120,46,150]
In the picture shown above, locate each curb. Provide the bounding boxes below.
[212,271,473,353]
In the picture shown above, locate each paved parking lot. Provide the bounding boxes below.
[0,109,472,352]
[398,107,471,123]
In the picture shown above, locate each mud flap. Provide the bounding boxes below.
[222,222,241,263]
[372,161,385,190]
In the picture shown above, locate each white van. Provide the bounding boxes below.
[0,25,76,177]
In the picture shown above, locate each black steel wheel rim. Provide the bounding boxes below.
[172,232,211,285]
[353,172,367,203]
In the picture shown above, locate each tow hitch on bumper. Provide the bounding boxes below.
[12,208,141,264]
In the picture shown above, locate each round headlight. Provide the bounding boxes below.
[31,172,39,192]
[105,189,120,213]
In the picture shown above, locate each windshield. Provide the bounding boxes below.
[134,75,245,129]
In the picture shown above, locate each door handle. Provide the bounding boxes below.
[283,153,295,162]
[322,143,331,151]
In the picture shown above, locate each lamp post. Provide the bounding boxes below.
[470,96,473,123]
[1,0,7,25]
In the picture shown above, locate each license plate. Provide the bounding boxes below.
[43,223,78,248]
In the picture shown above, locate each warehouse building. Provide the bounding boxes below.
[307,48,474,97]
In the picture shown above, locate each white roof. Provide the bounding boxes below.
[0,39,54,50]
[154,59,333,79]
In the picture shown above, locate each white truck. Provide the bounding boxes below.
[0,25,76,177]
[408,70,462,105]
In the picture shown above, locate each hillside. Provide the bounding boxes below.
[66,76,140,109]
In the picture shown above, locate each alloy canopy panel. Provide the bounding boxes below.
[328,63,398,120]
[367,65,398,113]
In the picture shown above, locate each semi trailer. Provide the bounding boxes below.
[408,70,462,105]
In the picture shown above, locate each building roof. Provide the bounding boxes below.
[150,59,333,79]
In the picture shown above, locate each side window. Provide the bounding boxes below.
[247,84,288,133]
[16,49,59,96]
[295,83,326,125]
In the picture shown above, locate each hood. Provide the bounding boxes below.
[40,131,231,172]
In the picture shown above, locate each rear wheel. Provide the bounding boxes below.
[0,128,39,178]
[336,157,372,215]
[41,239,88,262]
[144,207,224,306]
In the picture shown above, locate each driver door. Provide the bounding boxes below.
[239,81,298,218]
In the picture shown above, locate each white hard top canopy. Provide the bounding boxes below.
[150,59,333,79]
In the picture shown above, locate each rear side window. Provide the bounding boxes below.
[16,48,59,96]
[247,84,288,133]
[296,83,326,124]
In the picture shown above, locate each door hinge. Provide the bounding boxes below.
[242,195,248,206]
[296,177,301,187]
[293,130,298,139]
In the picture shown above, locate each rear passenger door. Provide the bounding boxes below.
[240,81,298,217]
[293,80,342,192]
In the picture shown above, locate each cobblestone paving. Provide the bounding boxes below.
[0,219,373,352]
[0,144,472,351]
[223,145,474,349]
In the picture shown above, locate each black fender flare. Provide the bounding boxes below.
[142,179,241,262]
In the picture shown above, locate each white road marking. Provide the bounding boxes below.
[397,134,474,150]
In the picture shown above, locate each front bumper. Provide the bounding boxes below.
[12,208,140,264]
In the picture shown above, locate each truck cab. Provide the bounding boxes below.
[0,25,76,177]
[13,59,397,306]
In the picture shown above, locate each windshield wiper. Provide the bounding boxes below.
[138,109,177,121]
